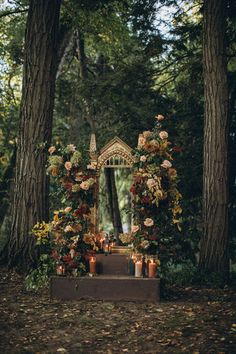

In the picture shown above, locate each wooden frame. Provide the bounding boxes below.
[88,134,136,234]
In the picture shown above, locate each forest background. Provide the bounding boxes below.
[0,0,236,285]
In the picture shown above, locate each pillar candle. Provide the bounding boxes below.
[148,260,157,278]
[56,264,65,276]
[89,257,97,274]
[135,261,143,277]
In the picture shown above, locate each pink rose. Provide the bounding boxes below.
[48,146,56,154]
[65,161,72,170]
[132,225,139,233]
[144,218,154,227]
[80,181,90,190]
[155,114,165,121]
[138,135,146,147]
[159,131,168,140]
[140,155,147,162]
[161,160,172,169]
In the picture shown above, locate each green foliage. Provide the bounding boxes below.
[161,261,198,286]
[25,254,55,291]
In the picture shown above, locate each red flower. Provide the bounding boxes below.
[149,235,158,241]
[130,186,136,194]
[142,196,150,204]
[172,145,182,153]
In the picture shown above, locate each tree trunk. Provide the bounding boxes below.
[8,0,61,269]
[199,0,229,281]
[105,168,123,238]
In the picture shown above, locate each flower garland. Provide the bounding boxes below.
[129,114,182,257]
[32,143,98,275]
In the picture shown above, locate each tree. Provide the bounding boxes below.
[199,0,229,280]
[7,0,61,268]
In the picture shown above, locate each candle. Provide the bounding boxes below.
[56,263,65,276]
[100,238,104,250]
[89,257,96,274]
[104,244,110,254]
[135,261,143,277]
[148,259,157,278]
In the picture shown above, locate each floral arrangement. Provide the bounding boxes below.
[128,114,182,258]
[32,143,98,275]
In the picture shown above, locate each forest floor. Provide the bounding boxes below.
[0,267,236,354]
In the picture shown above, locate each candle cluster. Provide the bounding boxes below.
[130,254,159,278]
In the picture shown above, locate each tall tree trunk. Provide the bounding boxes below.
[8,0,61,269]
[105,168,123,238]
[199,0,229,281]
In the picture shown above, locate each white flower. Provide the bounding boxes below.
[140,155,147,162]
[66,144,76,152]
[161,160,172,169]
[144,218,154,227]
[159,131,168,140]
[155,114,165,121]
[147,178,156,189]
[64,225,74,233]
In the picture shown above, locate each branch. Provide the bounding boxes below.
[0,8,28,19]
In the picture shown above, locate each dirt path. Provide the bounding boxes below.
[0,267,236,354]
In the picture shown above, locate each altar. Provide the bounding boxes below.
[50,134,160,302]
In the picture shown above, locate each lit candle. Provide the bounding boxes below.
[135,261,143,277]
[104,244,110,254]
[89,257,97,274]
[148,259,157,278]
[56,263,65,276]
[100,238,104,250]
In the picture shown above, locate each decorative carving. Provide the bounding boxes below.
[96,136,136,170]
[89,133,97,159]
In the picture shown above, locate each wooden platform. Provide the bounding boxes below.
[96,254,130,275]
[50,276,160,303]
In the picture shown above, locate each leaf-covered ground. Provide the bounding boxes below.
[0,267,236,354]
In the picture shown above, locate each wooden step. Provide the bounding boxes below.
[96,254,130,275]
[50,275,160,303]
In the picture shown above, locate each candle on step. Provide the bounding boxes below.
[56,262,66,276]
[100,238,104,250]
[135,260,143,277]
[89,257,96,274]
[148,259,157,278]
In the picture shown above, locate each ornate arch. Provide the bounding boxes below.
[89,135,136,171]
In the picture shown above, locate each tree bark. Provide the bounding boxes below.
[199,0,229,281]
[7,0,61,269]
[105,168,123,238]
